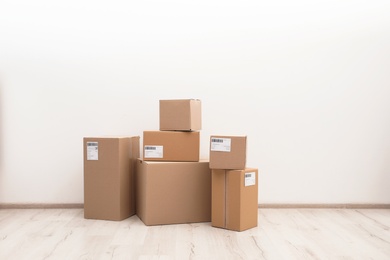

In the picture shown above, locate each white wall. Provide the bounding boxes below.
[1,0,389,204]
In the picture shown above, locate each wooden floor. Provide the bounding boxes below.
[0,208,389,259]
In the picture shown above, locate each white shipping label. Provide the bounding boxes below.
[210,137,231,152]
[244,172,256,187]
[144,145,163,158]
[87,142,98,160]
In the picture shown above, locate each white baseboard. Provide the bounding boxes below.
[1,203,389,209]
[258,203,390,209]
[0,203,84,209]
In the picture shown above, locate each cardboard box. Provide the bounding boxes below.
[136,159,211,225]
[83,136,140,221]
[212,168,258,231]
[209,135,247,169]
[159,99,202,131]
[143,131,200,162]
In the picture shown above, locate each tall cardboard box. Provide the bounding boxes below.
[212,168,258,231]
[83,136,140,221]
[143,131,200,162]
[209,135,247,169]
[136,159,211,225]
[159,99,202,131]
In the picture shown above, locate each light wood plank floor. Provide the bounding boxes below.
[0,208,389,259]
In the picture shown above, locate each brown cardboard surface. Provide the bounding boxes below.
[209,135,247,169]
[83,136,140,221]
[143,131,200,162]
[136,159,211,225]
[159,99,201,131]
[211,168,258,231]
[211,169,226,228]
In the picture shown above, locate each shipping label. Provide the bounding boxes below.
[144,145,163,158]
[244,172,256,187]
[210,137,231,152]
[86,142,98,160]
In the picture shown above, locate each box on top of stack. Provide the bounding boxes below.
[159,99,201,131]
[209,135,247,170]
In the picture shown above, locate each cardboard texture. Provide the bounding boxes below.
[143,130,200,162]
[83,136,140,221]
[209,135,247,169]
[159,99,202,131]
[211,168,258,231]
[136,159,211,226]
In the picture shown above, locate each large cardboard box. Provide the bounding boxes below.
[209,135,247,169]
[159,99,202,131]
[143,130,200,162]
[83,136,140,221]
[212,168,258,231]
[136,159,211,225]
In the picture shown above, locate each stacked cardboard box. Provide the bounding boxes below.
[136,99,212,226]
[136,160,211,225]
[143,130,200,162]
[209,135,259,231]
[159,99,201,131]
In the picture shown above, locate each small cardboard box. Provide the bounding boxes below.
[159,99,202,131]
[143,130,200,162]
[83,136,140,221]
[136,159,211,225]
[209,135,247,169]
[211,168,258,231]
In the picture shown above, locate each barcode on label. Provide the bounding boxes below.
[245,174,251,178]
[211,138,224,143]
[144,145,163,158]
[87,142,98,146]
